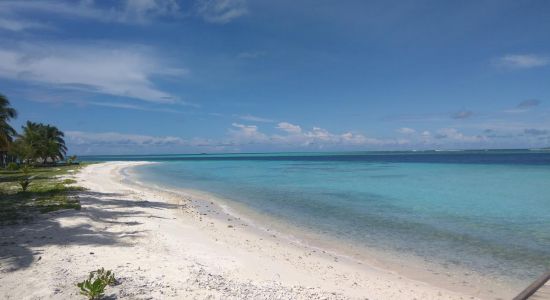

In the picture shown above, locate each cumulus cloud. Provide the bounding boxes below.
[237,122,388,148]
[451,110,473,119]
[66,122,550,154]
[195,0,248,23]
[276,122,302,134]
[0,42,187,103]
[229,123,268,143]
[494,54,549,69]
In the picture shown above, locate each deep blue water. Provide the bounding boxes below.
[82,150,550,281]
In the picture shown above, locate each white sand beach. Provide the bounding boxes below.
[0,162,489,299]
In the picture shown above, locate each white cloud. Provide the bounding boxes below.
[66,131,186,146]
[237,114,274,123]
[434,128,485,143]
[494,54,549,69]
[66,122,550,154]
[0,42,187,103]
[0,17,50,31]
[451,110,473,119]
[196,0,248,24]
[397,127,416,134]
[284,126,384,147]
[229,123,268,143]
[65,130,237,154]
[276,122,302,134]
[0,0,248,28]
[121,0,180,22]
[0,0,181,26]
[233,122,389,148]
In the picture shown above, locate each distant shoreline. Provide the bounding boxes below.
[77,148,550,159]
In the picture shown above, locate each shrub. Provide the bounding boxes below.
[7,162,18,171]
[91,268,117,286]
[77,268,117,299]
[77,277,106,300]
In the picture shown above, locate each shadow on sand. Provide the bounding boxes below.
[0,190,180,271]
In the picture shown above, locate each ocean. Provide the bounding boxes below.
[82,150,550,288]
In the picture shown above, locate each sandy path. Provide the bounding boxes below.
[0,162,479,299]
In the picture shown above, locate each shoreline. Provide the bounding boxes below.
[125,161,521,299]
[0,161,508,299]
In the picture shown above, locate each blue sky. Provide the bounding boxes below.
[1,0,550,154]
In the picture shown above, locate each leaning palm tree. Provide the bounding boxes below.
[44,125,67,163]
[0,94,18,167]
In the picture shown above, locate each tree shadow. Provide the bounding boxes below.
[0,190,181,272]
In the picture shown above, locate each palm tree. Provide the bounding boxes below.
[16,121,67,165]
[0,94,18,167]
[19,121,42,163]
[44,125,67,163]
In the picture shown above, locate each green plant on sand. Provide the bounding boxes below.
[76,268,117,300]
[77,277,106,300]
[91,268,117,286]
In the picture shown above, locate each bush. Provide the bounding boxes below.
[77,268,117,299]
[77,277,106,300]
[91,267,117,286]
[7,162,19,171]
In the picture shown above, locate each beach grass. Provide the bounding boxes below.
[0,163,89,225]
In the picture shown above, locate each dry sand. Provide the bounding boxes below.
[0,162,485,299]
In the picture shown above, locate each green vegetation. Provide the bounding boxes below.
[7,162,18,170]
[1,92,76,167]
[90,268,117,286]
[77,277,107,300]
[0,93,85,224]
[1,93,18,167]
[9,121,68,165]
[0,164,86,225]
[77,268,117,300]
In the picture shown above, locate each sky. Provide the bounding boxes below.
[1,0,550,155]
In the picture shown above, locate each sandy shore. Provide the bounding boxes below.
[0,162,484,299]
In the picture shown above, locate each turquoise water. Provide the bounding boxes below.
[85,151,550,282]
